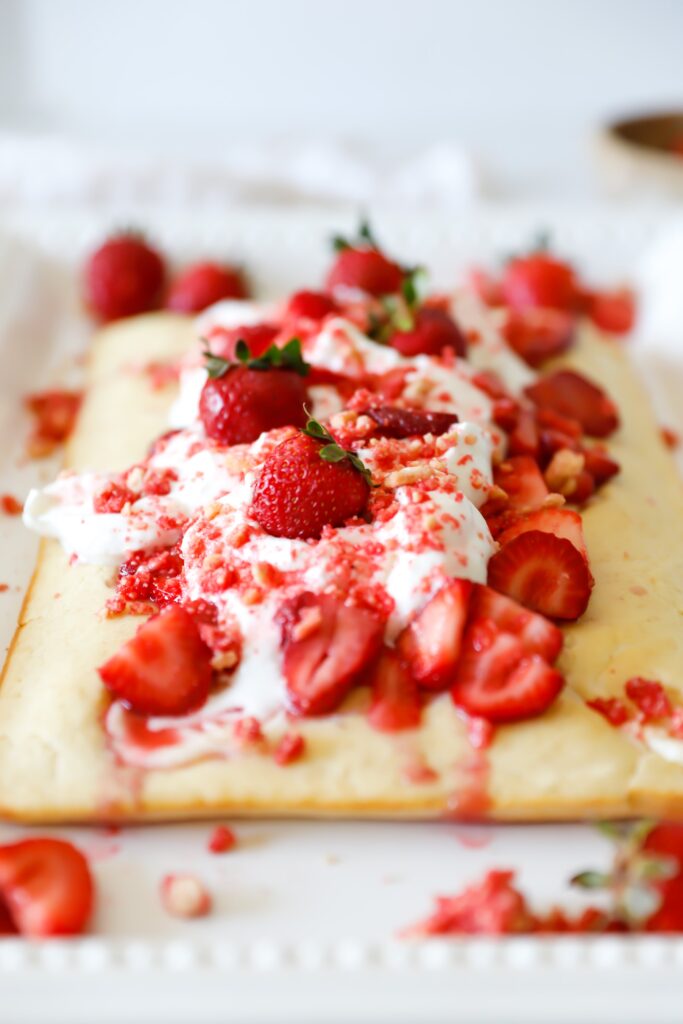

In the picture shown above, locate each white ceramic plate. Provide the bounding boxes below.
[1,204,682,1024]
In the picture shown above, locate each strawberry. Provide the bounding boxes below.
[583,446,620,485]
[401,869,533,936]
[397,580,472,690]
[207,825,237,854]
[466,268,505,307]
[278,592,383,715]
[362,405,458,439]
[199,337,309,445]
[326,220,404,297]
[388,308,467,358]
[496,506,589,560]
[286,290,339,321]
[492,456,548,512]
[506,407,540,459]
[367,648,422,731]
[470,585,563,662]
[525,369,619,438]
[166,261,248,313]
[98,605,213,716]
[643,824,683,932]
[502,308,575,367]
[25,389,82,458]
[251,419,371,539]
[451,618,564,722]
[625,677,673,721]
[204,323,279,362]
[586,288,636,336]
[488,530,593,620]
[502,252,579,312]
[586,696,630,726]
[273,732,306,765]
[0,838,94,937]
[84,232,166,322]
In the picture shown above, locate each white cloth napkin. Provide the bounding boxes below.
[0,133,480,207]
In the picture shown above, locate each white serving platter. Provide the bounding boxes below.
[1,203,683,1024]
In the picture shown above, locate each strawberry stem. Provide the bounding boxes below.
[302,415,373,484]
[203,337,309,378]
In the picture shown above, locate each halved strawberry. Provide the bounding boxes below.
[506,407,540,458]
[98,605,213,716]
[0,838,94,937]
[397,580,472,691]
[497,506,589,560]
[279,593,384,716]
[488,531,593,620]
[525,370,619,438]
[367,648,422,732]
[363,405,458,439]
[493,456,549,512]
[451,619,564,723]
[583,446,620,486]
[470,585,563,662]
[502,308,575,367]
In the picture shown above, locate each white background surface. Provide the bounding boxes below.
[1,0,682,196]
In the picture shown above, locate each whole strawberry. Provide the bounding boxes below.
[388,307,466,358]
[84,232,166,322]
[251,418,371,539]
[166,261,248,313]
[326,219,404,297]
[199,338,310,445]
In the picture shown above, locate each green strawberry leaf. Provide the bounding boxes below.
[302,416,373,484]
[204,337,309,377]
[570,870,611,890]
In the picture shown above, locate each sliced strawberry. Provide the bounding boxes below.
[535,407,583,439]
[586,288,636,336]
[367,648,422,732]
[451,619,564,723]
[397,580,472,691]
[502,308,575,367]
[470,585,563,662]
[493,456,548,512]
[471,369,510,401]
[98,605,213,716]
[363,405,458,439]
[497,506,589,560]
[279,593,384,716]
[583,446,620,486]
[506,407,540,458]
[488,531,593,620]
[0,838,94,937]
[525,370,619,438]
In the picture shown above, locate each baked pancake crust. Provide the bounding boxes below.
[1,313,682,822]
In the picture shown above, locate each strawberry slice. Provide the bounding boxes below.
[367,648,422,732]
[525,370,619,438]
[583,446,620,486]
[451,619,564,723]
[98,605,213,716]
[0,838,94,937]
[470,585,563,662]
[506,407,540,458]
[488,531,593,620]
[586,288,636,336]
[502,308,575,367]
[279,593,384,715]
[397,580,472,690]
[363,405,458,439]
[493,456,549,512]
[497,506,589,560]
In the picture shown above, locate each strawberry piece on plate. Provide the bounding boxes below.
[0,838,94,937]
[470,585,563,662]
[251,427,370,539]
[98,605,213,716]
[586,288,636,336]
[502,308,575,367]
[496,506,589,560]
[493,456,549,512]
[367,648,422,732]
[502,252,579,313]
[397,579,473,690]
[166,261,248,312]
[279,592,384,716]
[363,405,458,439]
[84,232,166,322]
[525,369,619,438]
[388,308,467,358]
[488,530,593,620]
[451,619,564,723]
